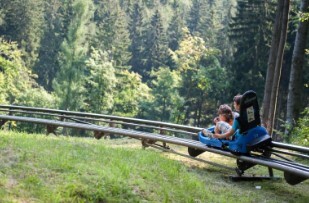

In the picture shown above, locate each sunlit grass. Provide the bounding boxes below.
[0,131,308,202]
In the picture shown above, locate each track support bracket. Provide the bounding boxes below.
[230,159,280,182]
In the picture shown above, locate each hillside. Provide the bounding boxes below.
[0,131,308,202]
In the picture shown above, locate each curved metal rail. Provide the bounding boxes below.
[0,105,308,185]
[0,114,308,183]
[1,105,308,152]
[0,105,200,132]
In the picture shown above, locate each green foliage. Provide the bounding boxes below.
[128,2,146,76]
[143,10,169,79]
[12,87,56,133]
[93,0,132,69]
[85,48,116,113]
[0,0,45,67]
[0,38,40,104]
[187,0,201,34]
[167,1,185,51]
[16,87,56,108]
[0,0,241,126]
[0,0,307,131]
[0,39,22,103]
[299,12,309,22]
[171,28,218,72]
[170,28,224,125]
[112,70,151,117]
[145,67,183,121]
[53,0,94,111]
[112,9,132,70]
[187,0,237,52]
[0,37,54,133]
[200,55,230,102]
[33,0,71,91]
[292,107,309,147]
[228,0,276,97]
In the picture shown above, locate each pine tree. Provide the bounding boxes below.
[217,0,238,66]
[119,0,133,13]
[33,0,72,91]
[53,0,94,111]
[187,0,201,34]
[128,3,146,76]
[195,1,212,39]
[197,0,233,48]
[228,0,275,97]
[93,1,131,70]
[167,0,185,51]
[93,0,116,51]
[143,10,169,79]
[0,0,45,67]
[187,0,231,48]
[112,8,132,70]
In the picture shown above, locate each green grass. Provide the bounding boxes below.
[0,131,308,202]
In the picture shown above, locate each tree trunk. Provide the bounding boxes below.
[285,0,309,140]
[262,0,285,128]
[267,0,290,136]
[197,97,202,126]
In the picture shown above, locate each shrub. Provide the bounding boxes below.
[291,107,309,147]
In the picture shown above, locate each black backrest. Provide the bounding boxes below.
[236,90,261,134]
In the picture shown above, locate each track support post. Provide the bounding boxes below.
[231,159,279,182]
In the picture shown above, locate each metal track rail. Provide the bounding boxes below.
[0,108,197,137]
[0,104,308,175]
[0,114,308,180]
[0,105,200,132]
[1,105,308,155]
[271,142,309,154]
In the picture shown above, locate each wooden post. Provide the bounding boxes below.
[160,125,167,148]
[46,124,58,135]
[0,119,8,128]
[109,119,116,139]
[93,131,105,139]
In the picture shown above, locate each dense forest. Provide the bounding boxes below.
[0,0,308,142]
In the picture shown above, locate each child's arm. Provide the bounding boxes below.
[213,128,235,139]
[213,119,239,139]
[214,123,220,134]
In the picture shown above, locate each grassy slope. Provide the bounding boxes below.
[0,131,308,203]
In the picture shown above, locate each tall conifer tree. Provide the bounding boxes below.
[0,0,45,67]
[53,0,94,111]
[128,3,146,76]
[228,0,275,97]
[34,0,71,91]
[143,10,168,79]
[112,8,132,70]
[187,0,201,34]
[167,0,185,51]
[93,1,131,70]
